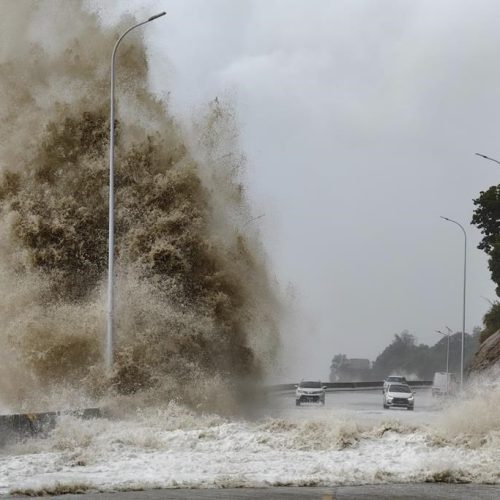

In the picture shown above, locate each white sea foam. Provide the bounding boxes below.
[3,383,500,495]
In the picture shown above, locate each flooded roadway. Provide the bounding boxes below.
[2,386,500,495]
[265,387,438,424]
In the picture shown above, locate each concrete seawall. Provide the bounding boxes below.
[0,408,101,445]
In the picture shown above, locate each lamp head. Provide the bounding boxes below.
[148,12,166,21]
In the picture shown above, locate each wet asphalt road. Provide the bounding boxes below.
[6,484,500,499]
[264,387,439,426]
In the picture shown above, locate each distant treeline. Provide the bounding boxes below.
[329,329,480,382]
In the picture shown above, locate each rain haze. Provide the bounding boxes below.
[93,0,499,380]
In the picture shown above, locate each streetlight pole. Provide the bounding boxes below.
[107,11,166,374]
[440,216,467,390]
[435,329,450,394]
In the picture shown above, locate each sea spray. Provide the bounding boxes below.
[0,0,280,413]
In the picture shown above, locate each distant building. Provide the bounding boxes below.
[344,358,370,370]
[330,357,372,382]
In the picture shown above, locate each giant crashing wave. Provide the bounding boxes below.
[0,0,280,414]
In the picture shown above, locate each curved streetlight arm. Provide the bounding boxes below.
[243,214,266,227]
[439,216,467,390]
[440,216,466,239]
[475,152,500,166]
[107,12,166,374]
[110,11,167,131]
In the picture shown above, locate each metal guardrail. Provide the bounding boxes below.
[266,381,433,393]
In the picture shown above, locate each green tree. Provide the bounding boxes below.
[371,331,431,379]
[479,302,500,343]
[472,185,500,341]
[472,185,500,295]
[329,354,347,382]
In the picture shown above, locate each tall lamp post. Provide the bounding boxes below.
[107,11,166,374]
[440,216,467,389]
[435,328,450,394]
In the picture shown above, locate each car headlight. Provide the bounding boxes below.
[386,396,393,402]
[408,395,414,401]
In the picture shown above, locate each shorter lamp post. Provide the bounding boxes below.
[435,329,450,394]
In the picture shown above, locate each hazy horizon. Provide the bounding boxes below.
[96,0,500,381]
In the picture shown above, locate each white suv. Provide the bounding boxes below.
[383,383,414,410]
[295,381,326,406]
[383,375,407,393]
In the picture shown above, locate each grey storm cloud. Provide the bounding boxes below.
[102,0,500,380]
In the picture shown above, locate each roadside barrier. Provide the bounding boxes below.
[266,380,432,393]
[0,408,101,446]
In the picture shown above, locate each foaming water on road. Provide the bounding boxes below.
[3,375,500,494]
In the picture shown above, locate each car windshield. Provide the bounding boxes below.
[389,384,411,393]
[387,376,405,382]
[300,381,322,388]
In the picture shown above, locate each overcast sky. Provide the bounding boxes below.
[97,0,500,381]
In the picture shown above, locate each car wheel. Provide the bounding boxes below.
[383,403,388,409]
[296,400,300,406]
[408,407,414,411]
